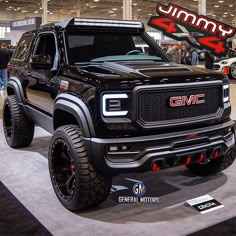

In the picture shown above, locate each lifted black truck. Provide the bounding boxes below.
[3,18,236,211]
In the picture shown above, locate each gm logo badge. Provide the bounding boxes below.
[132,183,146,197]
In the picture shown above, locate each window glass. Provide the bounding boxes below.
[13,34,34,61]
[33,34,56,59]
[66,32,167,64]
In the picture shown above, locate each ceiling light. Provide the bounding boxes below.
[193,0,198,1]
[220,18,223,20]
[212,14,216,16]
[90,5,96,8]
[5,0,9,2]
[21,10,28,13]
[214,5,220,7]
[148,13,152,16]
[229,5,233,7]
[133,3,138,6]
[223,15,227,17]
[231,14,234,16]
[49,12,53,14]
[109,10,114,13]
[224,12,228,14]
[94,0,99,2]
[34,11,38,13]
[112,8,118,10]
[137,9,142,11]
[218,0,224,2]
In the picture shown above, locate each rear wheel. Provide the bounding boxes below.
[48,125,112,211]
[187,148,236,176]
[3,95,34,148]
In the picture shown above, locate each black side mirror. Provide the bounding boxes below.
[30,55,52,70]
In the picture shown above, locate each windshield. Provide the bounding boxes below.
[65,31,169,64]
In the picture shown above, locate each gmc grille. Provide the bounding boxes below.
[134,83,223,128]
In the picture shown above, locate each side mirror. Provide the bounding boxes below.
[30,55,52,70]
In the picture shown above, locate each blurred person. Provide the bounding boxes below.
[166,44,180,63]
[180,44,191,65]
[204,51,214,69]
[162,45,168,52]
[191,47,199,66]
[0,43,10,90]
[8,45,15,58]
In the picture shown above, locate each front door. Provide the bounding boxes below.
[25,33,59,115]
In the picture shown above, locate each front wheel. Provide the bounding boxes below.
[187,148,236,176]
[48,125,112,211]
[229,62,236,79]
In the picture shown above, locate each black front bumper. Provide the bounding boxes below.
[84,120,235,175]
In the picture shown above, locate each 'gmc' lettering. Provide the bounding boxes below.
[170,94,205,107]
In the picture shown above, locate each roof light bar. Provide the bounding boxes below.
[73,18,144,29]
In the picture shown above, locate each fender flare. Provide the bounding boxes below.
[7,77,25,103]
[54,94,95,138]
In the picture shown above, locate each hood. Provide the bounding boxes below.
[70,61,227,89]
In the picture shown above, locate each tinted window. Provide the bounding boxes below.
[13,34,34,61]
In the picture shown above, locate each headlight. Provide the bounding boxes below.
[223,84,229,103]
[221,60,229,65]
[102,94,128,117]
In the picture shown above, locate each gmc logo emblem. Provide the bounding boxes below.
[170,94,205,107]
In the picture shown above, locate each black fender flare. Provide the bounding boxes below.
[7,77,25,104]
[54,94,95,138]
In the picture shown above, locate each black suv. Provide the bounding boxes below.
[3,18,236,211]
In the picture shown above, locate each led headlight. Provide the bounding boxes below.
[102,94,128,117]
[223,84,229,103]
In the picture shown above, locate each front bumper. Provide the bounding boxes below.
[84,120,235,175]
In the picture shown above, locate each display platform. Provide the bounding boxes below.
[0,123,236,236]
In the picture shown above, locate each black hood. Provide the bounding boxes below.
[69,61,227,89]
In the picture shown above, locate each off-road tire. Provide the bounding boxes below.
[187,147,236,176]
[3,95,34,148]
[48,125,112,211]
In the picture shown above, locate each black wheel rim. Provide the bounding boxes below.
[231,64,236,78]
[50,139,76,201]
[3,101,13,138]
